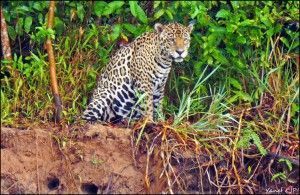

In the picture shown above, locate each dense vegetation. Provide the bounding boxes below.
[1,1,299,192]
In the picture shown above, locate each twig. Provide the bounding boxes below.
[160,135,174,194]
[196,155,204,193]
[46,1,62,123]
[35,131,40,194]
[213,163,220,189]
[5,181,19,193]
[286,105,291,140]
[245,156,263,182]
[268,138,282,175]
[206,169,239,188]
[130,132,138,167]
[144,131,161,192]
[103,174,114,194]
[268,35,281,62]
[231,110,245,194]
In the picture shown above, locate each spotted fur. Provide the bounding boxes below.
[82,22,194,123]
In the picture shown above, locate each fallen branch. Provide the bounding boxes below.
[46,1,62,123]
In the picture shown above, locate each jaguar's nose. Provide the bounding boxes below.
[176,50,184,55]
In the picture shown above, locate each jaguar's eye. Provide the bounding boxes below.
[184,33,190,39]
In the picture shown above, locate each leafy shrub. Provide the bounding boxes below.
[1,1,299,129]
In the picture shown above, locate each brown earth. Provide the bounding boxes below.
[2,123,298,194]
[1,124,147,194]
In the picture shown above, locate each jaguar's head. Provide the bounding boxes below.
[155,22,194,62]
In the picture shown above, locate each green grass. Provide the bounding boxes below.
[1,1,298,127]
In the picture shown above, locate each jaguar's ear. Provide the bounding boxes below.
[187,20,196,33]
[154,23,164,34]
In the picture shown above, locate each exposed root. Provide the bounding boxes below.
[131,111,299,194]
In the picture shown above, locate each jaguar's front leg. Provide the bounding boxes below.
[140,83,154,122]
[153,79,168,120]
[153,93,164,120]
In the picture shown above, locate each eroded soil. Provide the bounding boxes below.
[1,124,146,194]
[2,123,298,194]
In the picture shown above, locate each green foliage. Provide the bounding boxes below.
[271,158,293,182]
[94,1,124,17]
[31,26,56,43]
[279,158,293,172]
[237,125,267,156]
[3,1,49,41]
[1,1,299,137]
[271,172,287,181]
[172,65,221,126]
[129,1,148,24]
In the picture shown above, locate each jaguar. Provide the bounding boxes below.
[82,22,194,123]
